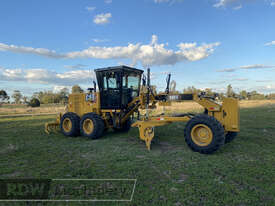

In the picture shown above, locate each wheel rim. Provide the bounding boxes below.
[63,118,72,133]
[83,119,94,134]
[191,124,213,146]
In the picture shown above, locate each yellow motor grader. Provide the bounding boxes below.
[45,65,240,154]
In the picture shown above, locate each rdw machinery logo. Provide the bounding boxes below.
[0,179,51,200]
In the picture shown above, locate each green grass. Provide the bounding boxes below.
[0,105,275,206]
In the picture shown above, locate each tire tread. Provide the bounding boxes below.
[184,114,225,154]
[80,113,105,139]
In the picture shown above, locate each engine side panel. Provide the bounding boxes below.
[68,93,100,118]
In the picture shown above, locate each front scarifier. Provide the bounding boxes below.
[45,65,240,154]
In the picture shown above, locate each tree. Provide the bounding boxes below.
[204,88,214,96]
[72,85,84,94]
[28,98,40,107]
[219,92,225,99]
[60,88,69,97]
[0,90,9,104]
[22,96,28,104]
[34,91,44,102]
[267,93,275,100]
[12,90,22,104]
[41,91,56,104]
[226,84,234,97]
[170,80,177,93]
[239,90,248,100]
[183,86,201,94]
[31,89,70,104]
[59,88,69,104]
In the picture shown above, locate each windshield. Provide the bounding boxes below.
[123,72,140,98]
[103,73,120,90]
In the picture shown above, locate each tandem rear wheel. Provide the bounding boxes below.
[80,113,105,139]
[60,112,80,137]
[60,112,105,139]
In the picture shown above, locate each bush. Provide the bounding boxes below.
[28,98,40,107]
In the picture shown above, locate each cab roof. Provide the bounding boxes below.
[94,65,144,74]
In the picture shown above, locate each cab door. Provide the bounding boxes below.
[100,71,122,109]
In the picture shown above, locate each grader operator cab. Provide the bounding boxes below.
[95,66,143,109]
[45,65,240,154]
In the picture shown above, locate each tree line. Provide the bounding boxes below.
[0,85,84,105]
[1,84,275,106]
[182,84,275,100]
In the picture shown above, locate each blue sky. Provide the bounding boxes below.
[0,0,275,96]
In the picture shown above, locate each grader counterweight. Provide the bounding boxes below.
[45,65,240,154]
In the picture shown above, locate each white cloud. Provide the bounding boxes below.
[265,41,275,46]
[217,68,237,72]
[233,78,248,81]
[256,80,272,82]
[105,0,112,4]
[0,68,96,86]
[154,0,170,3]
[177,42,221,62]
[213,0,237,8]
[66,36,220,66]
[64,64,87,70]
[233,4,242,10]
[250,84,275,93]
[0,43,64,58]
[209,80,227,85]
[217,64,275,72]
[53,85,71,93]
[2,68,23,80]
[86,6,96,11]
[240,64,275,69]
[153,0,184,3]
[93,13,112,25]
[0,35,220,67]
[92,38,110,43]
[213,0,269,9]
[177,42,197,49]
[154,0,275,7]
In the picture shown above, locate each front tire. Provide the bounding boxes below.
[60,112,80,137]
[184,114,225,154]
[80,113,104,139]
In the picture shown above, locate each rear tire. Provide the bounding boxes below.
[225,132,238,144]
[80,113,104,139]
[113,118,132,132]
[184,114,225,154]
[60,112,80,137]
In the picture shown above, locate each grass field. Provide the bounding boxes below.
[0,101,275,206]
[0,104,65,116]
